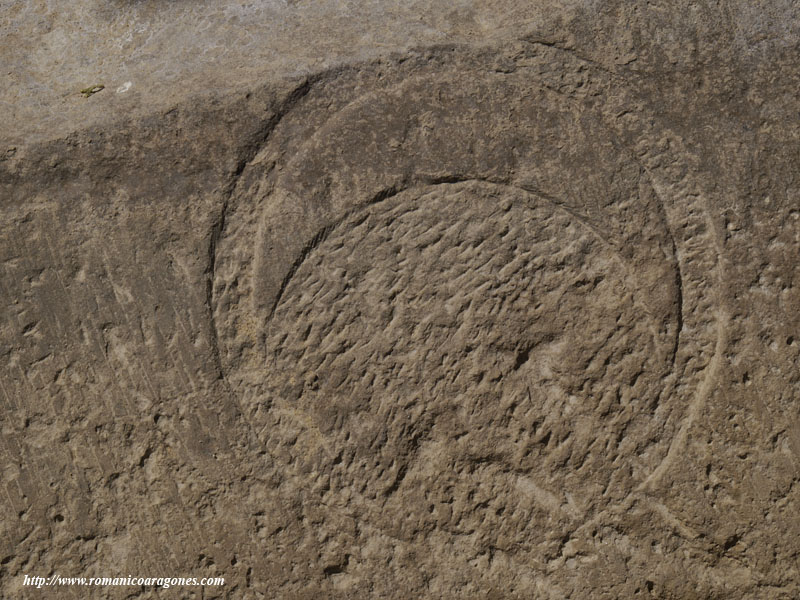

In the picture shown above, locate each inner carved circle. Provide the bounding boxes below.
[263,182,675,533]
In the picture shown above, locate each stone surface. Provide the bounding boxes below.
[2,1,800,598]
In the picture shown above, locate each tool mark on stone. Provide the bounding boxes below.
[628,168,725,493]
[262,179,668,389]
[522,38,626,80]
[261,181,673,547]
[264,185,399,323]
[206,76,316,381]
[516,38,725,488]
[510,66,689,376]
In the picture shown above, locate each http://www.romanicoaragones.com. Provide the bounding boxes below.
[21,574,225,589]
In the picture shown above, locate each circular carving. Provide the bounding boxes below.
[264,181,673,540]
[211,46,723,578]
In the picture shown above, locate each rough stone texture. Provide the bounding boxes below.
[2,1,800,599]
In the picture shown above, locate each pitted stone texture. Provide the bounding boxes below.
[4,3,800,599]
[263,180,674,541]
[209,44,726,596]
[213,64,686,380]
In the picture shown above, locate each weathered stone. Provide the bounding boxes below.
[2,1,800,598]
